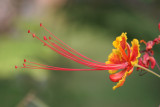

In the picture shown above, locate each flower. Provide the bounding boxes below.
[15,23,140,90]
[137,52,156,70]
[138,34,160,72]
[106,33,140,90]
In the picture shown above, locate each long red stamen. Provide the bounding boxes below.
[21,63,103,71]
[45,40,97,68]
[22,26,129,71]
[17,59,128,71]
[46,38,104,68]
[40,23,105,65]
[29,32,104,68]
[44,36,128,69]
[25,59,53,67]
[48,36,105,65]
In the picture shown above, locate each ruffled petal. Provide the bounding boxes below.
[127,67,134,76]
[112,68,133,90]
[112,72,127,90]
[120,33,128,50]
[113,32,127,50]
[106,49,126,64]
[113,36,122,49]
[109,32,129,63]
[109,69,127,82]
[149,57,156,69]
[130,39,141,65]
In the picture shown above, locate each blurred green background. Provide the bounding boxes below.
[0,0,160,107]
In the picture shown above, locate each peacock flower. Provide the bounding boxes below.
[106,33,140,90]
[15,23,143,90]
[138,33,160,72]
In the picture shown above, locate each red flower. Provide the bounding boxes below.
[106,33,140,90]
[15,23,141,90]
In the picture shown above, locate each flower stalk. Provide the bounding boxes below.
[134,64,160,78]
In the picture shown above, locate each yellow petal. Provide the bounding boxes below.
[112,72,127,90]
[113,32,127,49]
[112,68,133,90]
[106,49,125,64]
[130,39,141,65]
[113,36,122,48]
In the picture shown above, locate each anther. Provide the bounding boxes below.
[40,23,42,27]
[49,36,51,40]
[28,30,30,33]
[32,34,36,38]
[24,59,26,62]
[23,64,26,67]
[44,36,47,40]
[15,66,18,69]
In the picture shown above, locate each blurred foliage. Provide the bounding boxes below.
[0,0,160,107]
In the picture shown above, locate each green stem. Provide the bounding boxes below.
[134,64,160,78]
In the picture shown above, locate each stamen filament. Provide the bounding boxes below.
[29,32,108,69]
[21,62,113,71]
[46,39,104,68]
[134,64,160,78]
[26,60,53,67]
[49,37,105,65]
[21,65,104,71]
[28,32,127,70]
[40,23,105,65]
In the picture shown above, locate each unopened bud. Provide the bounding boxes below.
[44,36,47,40]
